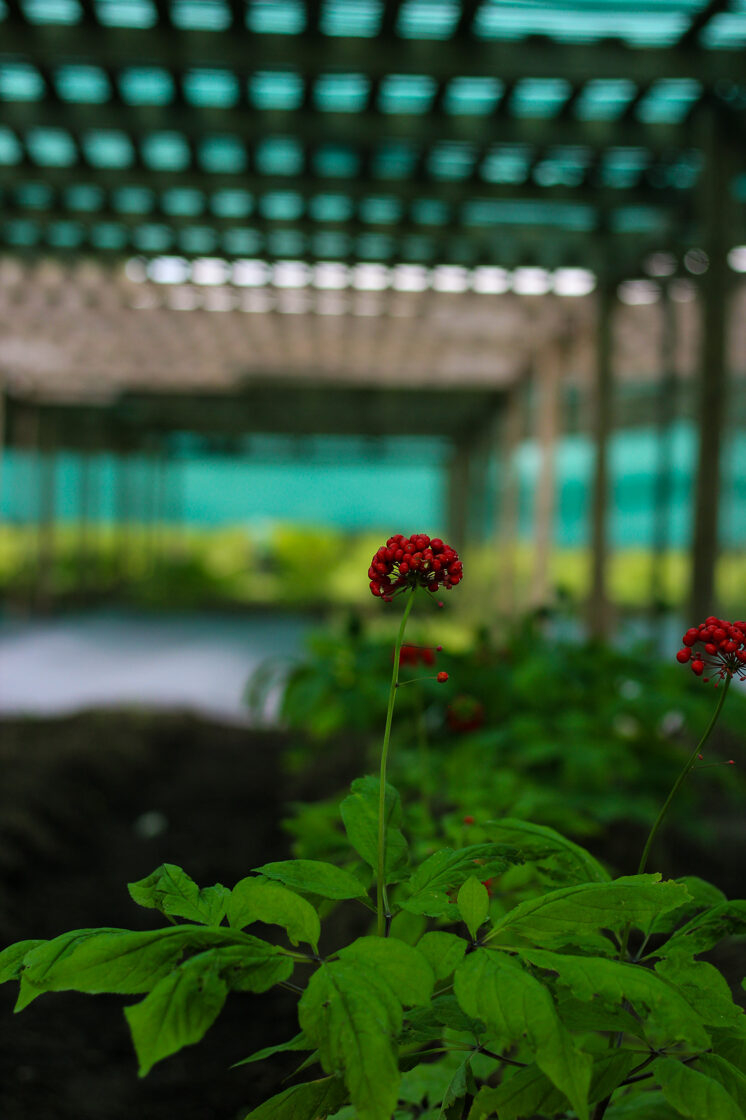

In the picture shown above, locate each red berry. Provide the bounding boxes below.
[676,648,692,663]
[437,671,449,683]
[691,660,705,676]
[463,815,475,825]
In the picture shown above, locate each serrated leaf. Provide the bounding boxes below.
[339,937,435,1007]
[472,1050,638,1120]
[654,900,746,959]
[417,932,467,980]
[697,1055,746,1115]
[454,949,592,1120]
[232,1031,311,1068]
[486,818,610,884]
[645,877,727,936]
[487,875,690,949]
[0,940,45,984]
[400,845,523,918]
[242,1076,347,1119]
[228,877,320,949]
[18,926,285,997]
[340,776,408,881]
[124,953,228,1076]
[404,994,483,1043]
[439,1056,476,1117]
[298,959,402,1120]
[128,864,228,926]
[253,860,368,900]
[654,1057,745,1120]
[517,947,711,1050]
[458,877,490,941]
[556,995,645,1039]
[604,1090,683,1118]
[654,956,745,1029]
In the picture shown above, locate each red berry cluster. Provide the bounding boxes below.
[676,616,746,682]
[369,533,462,600]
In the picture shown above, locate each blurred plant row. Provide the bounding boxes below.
[248,614,746,881]
[1,523,744,614]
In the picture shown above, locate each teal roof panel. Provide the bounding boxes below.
[444,76,504,115]
[379,74,437,114]
[95,0,156,27]
[247,0,305,34]
[249,71,304,110]
[314,73,370,112]
[0,62,45,100]
[396,0,460,39]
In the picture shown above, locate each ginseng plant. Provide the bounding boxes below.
[2,541,745,1120]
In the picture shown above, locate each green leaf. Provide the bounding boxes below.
[18,926,285,997]
[458,877,490,941]
[205,944,294,993]
[232,1031,311,1068]
[299,960,401,1120]
[0,940,45,984]
[604,1090,683,1118]
[654,900,746,959]
[654,1057,745,1120]
[518,947,711,1050]
[454,949,592,1120]
[128,864,228,926]
[697,1055,746,1115]
[400,844,523,918]
[654,956,745,1029]
[340,776,408,881]
[417,932,467,980]
[486,818,610,884]
[124,952,228,1076]
[487,875,691,949]
[472,1050,638,1120]
[242,1076,347,1119]
[339,937,435,1007]
[645,877,727,936]
[556,995,645,1039]
[298,938,434,1120]
[439,1056,476,1117]
[253,860,368,900]
[404,994,482,1043]
[228,877,320,949]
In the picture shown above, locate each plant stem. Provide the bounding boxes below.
[637,675,730,878]
[377,588,416,937]
[618,675,731,962]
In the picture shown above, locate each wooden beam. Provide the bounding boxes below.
[678,0,731,47]
[650,282,678,612]
[2,17,744,85]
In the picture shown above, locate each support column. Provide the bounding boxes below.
[650,282,678,613]
[531,337,564,608]
[588,280,615,640]
[494,378,525,618]
[690,108,733,621]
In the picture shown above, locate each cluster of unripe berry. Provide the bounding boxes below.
[676,616,746,682]
[368,533,463,600]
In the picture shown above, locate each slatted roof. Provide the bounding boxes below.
[1,0,746,274]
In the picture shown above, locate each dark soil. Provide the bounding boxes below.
[0,712,363,1120]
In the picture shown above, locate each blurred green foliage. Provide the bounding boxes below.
[248,613,746,872]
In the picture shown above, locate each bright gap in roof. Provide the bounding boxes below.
[636,79,702,123]
[171,0,231,30]
[249,71,304,110]
[183,69,240,108]
[141,132,191,171]
[55,65,110,103]
[313,144,360,177]
[22,0,80,23]
[83,130,135,168]
[199,135,247,173]
[444,76,503,115]
[255,137,304,176]
[308,194,355,222]
[26,127,77,167]
[0,62,45,101]
[574,79,637,121]
[372,142,419,179]
[64,184,104,211]
[428,141,476,180]
[700,8,746,48]
[95,0,156,28]
[119,67,174,106]
[511,78,571,118]
[314,73,370,112]
[320,0,382,37]
[473,0,693,46]
[247,0,305,34]
[396,0,460,39]
[378,74,436,114]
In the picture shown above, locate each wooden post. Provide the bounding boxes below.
[690,108,733,621]
[588,280,615,639]
[531,337,564,608]
[650,282,678,613]
[495,379,525,618]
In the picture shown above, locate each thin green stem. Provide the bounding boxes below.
[618,675,731,964]
[377,588,417,937]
